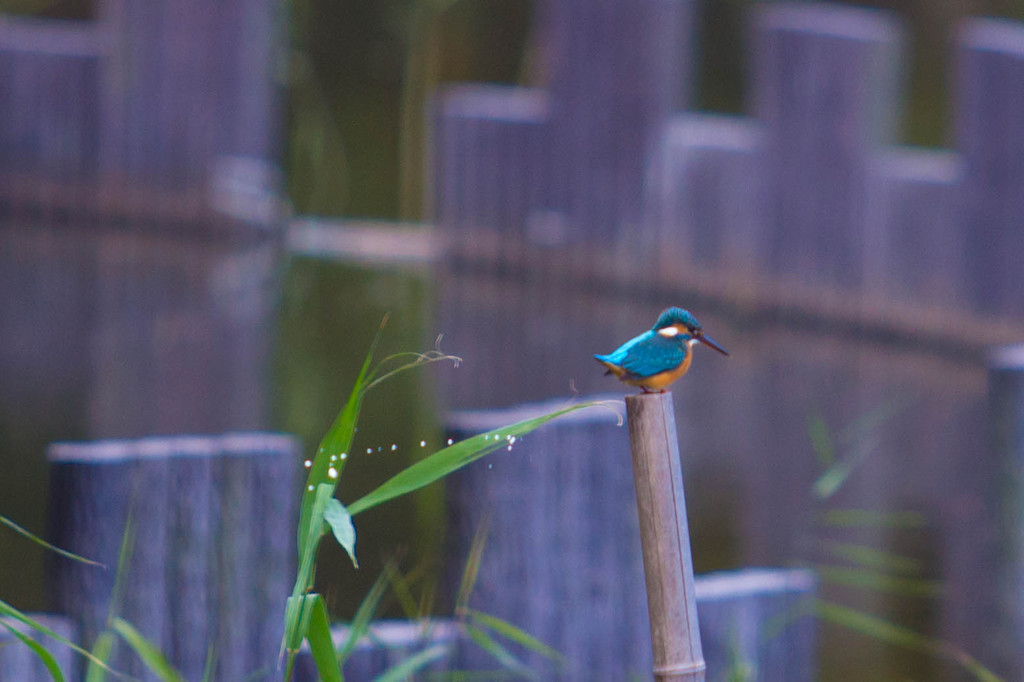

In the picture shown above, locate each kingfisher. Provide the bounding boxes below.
[594,307,729,393]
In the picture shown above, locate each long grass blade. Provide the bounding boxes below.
[836,397,912,448]
[815,566,942,598]
[297,316,386,559]
[815,600,1003,682]
[284,484,338,663]
[0,514,103,567]
[387,566,423,621]
[374,644,450,682]
[819,540,922,575]
[337,564,394,665]
[84,631,115,682]
[464,624,535,680]
[806,411,834,469]
[111,618,184,682]
[306,595,342,682]
[466,609,564,663]
[811,435,879,500]
[818,509,927,529]
[0,618,66,682]
[455,517,490,616]
[347,402,611,517]
[0,599,114,675]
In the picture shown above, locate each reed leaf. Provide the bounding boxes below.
[0,618,65,682]
[0,599,113,675]
[820,540,922,575]
[324,499,358,569]
[84,632,115,682]
[111,618,184,682]
[337,565,394,665]
[816,566,942,598]
[305,595,341,682]
[464,624,535,680]
[374,644,450,682]
[347,402,611,517]
[466,609,564,663]
[818,509,927,529]
[0,514,102,567]
[815,601,1002,682]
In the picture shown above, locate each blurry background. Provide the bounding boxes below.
[3,0,1024,680]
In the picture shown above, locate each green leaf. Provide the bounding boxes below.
[337,565,394,665]
[324,499,358,568]
[0,514,103,567]
[466,609,564,663]
[816,566,942,598]
[348,401,613,517]
[292,483,338,608]
[373,644,450,682]
[0,599,114,675]
[297,318,384,561]
[815,600,1003,682]
[282,593,321,680]
[306,595,342,682]
[836,397,912,449]
[455,520,490,615]
[84,631,115,682]
[818,509,927,529]
[806,411,835,469]
[820,540,922,575]
[811,434,879,500]
[0,618,66,682]
[464,624,536,680]
[111,618,184,682]
[386,566,423,621]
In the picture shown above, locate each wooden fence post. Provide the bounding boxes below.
[956,19,1024,316]
[625,392,705,682]
[47,433,299,682]
[750,3,902,289]
[988,343,1024,679]
[696,569,816,682]
[444,396,652,680]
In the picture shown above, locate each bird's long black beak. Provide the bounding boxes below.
[697,332,730,356]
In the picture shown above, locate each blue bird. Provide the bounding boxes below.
[595,307,729,393]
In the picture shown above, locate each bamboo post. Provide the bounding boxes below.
[625,392,705,681]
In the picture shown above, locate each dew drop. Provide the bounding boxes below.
[508,436,516,445]
[307,485,315,491]
[340,452,348,460]
[330,454,337,462]
[303,460,312,468]
[327,468,338,479]
[447,438,454,445]
[391,444,398,451]
[419,440,426,447]
[367,448,373,455]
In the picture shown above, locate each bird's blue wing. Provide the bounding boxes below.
[599,332,687,379]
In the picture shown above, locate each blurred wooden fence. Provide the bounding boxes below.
[444,397,817,681]
[428,1,1024,680]
[0,0,285,616]
[432,2,1024,346]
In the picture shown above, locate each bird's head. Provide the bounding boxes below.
[652,307,730,356]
